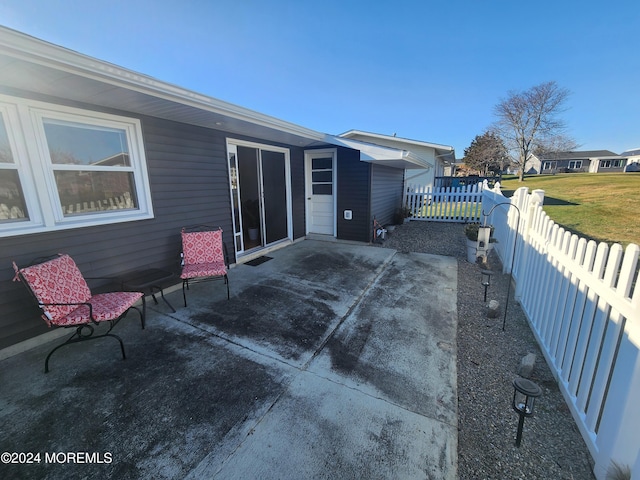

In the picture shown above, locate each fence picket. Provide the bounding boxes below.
[566,240,599,393]
[405,180,637,476]
[560,238,590,380]
[483,182,639,478]
[404,182,485,223]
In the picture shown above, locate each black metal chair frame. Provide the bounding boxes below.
[15,255,144,373]
[181,225,230,306]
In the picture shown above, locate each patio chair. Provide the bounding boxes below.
[12,254,145,373]
[180,225,230,306]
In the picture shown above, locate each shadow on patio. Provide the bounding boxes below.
[0,240,458,479]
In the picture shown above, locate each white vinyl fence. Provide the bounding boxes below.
[483,186,640,480]
[405,183,485,223]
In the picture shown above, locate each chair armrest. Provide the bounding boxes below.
[38,301,96,324]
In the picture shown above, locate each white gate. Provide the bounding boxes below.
[404,183,485,223]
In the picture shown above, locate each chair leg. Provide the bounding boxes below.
[133,304,145,330]
[183,279,188,307]
[141,297,146,328]
[44,326,126,373]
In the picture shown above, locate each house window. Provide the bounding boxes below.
[42,119,138,216]
[601,160,611,168]
[0,112,29,223]
[569,160,582,170]
[543,161,552,171]
[0,95,152,237]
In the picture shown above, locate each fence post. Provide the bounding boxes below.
[515,190,546,299]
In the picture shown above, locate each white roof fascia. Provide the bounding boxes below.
[327,136,431,169]
[0,27,326,143]
[339,129,454,152]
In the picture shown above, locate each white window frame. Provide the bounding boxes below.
[0,102,42,230]
[0,94,153,238]
[569,160,582,170]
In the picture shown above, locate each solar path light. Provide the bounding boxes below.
[512,377,542,447]
[480,270,492,303]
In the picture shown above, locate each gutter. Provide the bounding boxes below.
[0,26,327,142]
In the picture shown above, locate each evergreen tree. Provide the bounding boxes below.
[463,131,509,175]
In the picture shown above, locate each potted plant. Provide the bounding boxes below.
[394,206,412,225]
[242,199,260,241]
[463,223,496,263]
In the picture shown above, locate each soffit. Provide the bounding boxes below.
[0,35,329,148]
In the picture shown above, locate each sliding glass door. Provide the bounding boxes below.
[227,141,291,255]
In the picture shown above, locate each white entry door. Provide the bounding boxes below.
[305,149,336,236]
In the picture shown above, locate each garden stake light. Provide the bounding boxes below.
[481,270,492,303]
[481,202,521,331]
[512,377,542,447]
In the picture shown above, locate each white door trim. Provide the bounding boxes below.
[304,148,337,237]
[226,138,292,257]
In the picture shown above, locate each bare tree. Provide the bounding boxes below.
[532,134,581,157]
[493,81,573,181]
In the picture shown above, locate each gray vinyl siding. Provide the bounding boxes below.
[0,112,236,349]
[371,164,404,227]
[336,147,371,242]
[0,90,343,349]
[289,147,306,240]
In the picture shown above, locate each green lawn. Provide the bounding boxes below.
[499,173,640,247]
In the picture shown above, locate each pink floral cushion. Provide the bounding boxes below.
[180,262,227,280]
[19,254,92,324]
[181,229,225,265]
[54,291,143,327]
[17,254,143,327]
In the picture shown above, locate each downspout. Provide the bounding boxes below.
[368,162,374,243]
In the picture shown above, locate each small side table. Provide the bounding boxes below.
[120,269,177,320]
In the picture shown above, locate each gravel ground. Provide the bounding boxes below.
[378,221,596,480]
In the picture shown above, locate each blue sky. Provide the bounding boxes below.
[1,0,639,157]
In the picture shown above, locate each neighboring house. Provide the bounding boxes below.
[620,148,640,171]
[338,130,455,189]
[0,27,432,349]
[526,150,628,174]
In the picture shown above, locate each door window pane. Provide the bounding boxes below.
[312,157,332,169]
[311,155,333,196]
[312,171,332,183]
[261,150,287,245]
[313,184,332,195]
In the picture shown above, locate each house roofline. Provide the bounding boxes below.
[0,26,435,168]
[0,26,327,143]
[328,135,431,170]
[338,129,453,152]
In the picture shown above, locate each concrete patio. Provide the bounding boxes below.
[0,240,458,479]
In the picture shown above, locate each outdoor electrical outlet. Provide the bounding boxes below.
[344,210,352,220]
